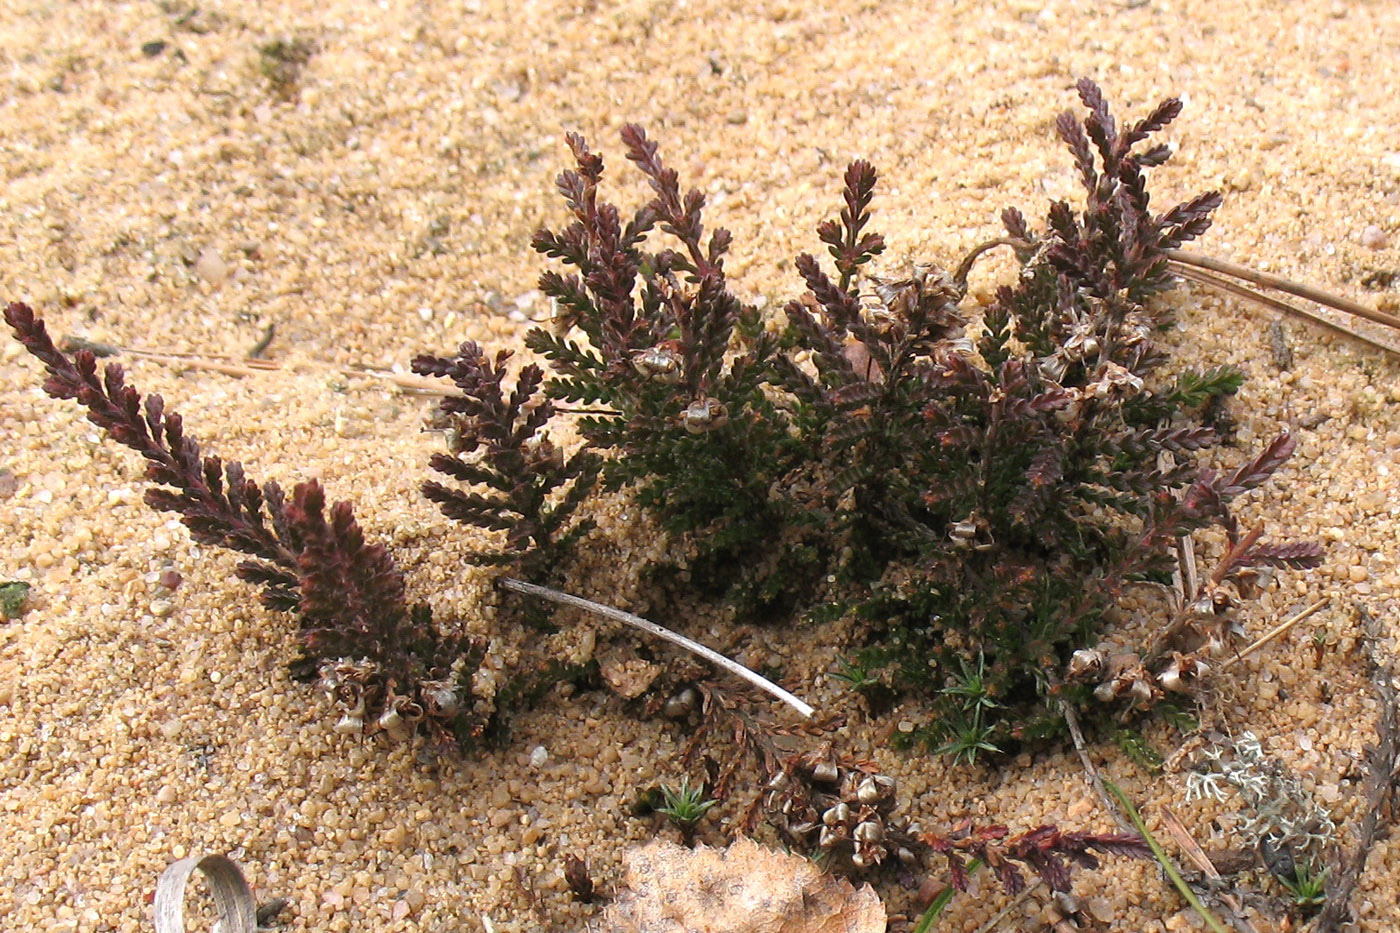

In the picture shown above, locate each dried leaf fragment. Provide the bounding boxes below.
[594,837,884,933]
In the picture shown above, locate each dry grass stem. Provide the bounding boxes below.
[1168,250,1400,332]
[970,882,1041,933]
[60,334,455,394]
[1219,598,1329,672]
[1159,805,1263,933]
[1169,264,1400,359]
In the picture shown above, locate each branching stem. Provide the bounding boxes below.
[952,236,1032,291]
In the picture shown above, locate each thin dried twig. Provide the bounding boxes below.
[58,333,455,394]
[970,882,1041,933]
[1159,805,1262,933]
[1057,698,1135,834]
[1169,264,1400,359]
[1219,598,1329,672]
[1168,249,1400,331]
[1315,605,1400,932]
[499,577,814,718]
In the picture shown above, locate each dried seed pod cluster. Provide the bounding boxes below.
[764,754,920,872]
[318,650,486,747]
[1068,645,1215,711]
[320,659,426,739]
[679,397,729,434]
[631,343,684,384]
[1066,580,1249,713]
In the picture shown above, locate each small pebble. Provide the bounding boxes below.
[194,248,229,285]
[1360,225,1389,250]
[1086,898,1115,923]
[529,745,549,768]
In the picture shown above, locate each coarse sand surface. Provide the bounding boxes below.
[1,0,1398,930]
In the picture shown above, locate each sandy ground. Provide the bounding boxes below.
[1,0,1398,930]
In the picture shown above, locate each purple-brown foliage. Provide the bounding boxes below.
[923,822,1152,895]
[455,81,1320,752]
[5,302,486,750]
[412,341,600,572]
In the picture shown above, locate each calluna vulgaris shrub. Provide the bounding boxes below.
[7,79,1319,766]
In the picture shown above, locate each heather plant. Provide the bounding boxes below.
[5,80,1320,762]
[498,79,1319,751]
[6,79,1335,914]
[4,303,491,751]
[410,340,601,579]
[523,127,805,600]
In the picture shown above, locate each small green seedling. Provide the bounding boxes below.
[1263,839,1329,916]
[656,777,717,844]
[933,654,1003,765]
[1279,859,1328,914]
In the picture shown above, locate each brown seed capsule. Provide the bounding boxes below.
[853,820,884,844]
[333,693,366,734]
[631,345,684,383]
[810,761,840,785]
[523,436,564,473]
[857,774,896,805]
[564,854,595,904]
[1067,648,1105,682]
[822,803,846,827]
[663,687,699,719]
[333,713,364,735]
[422,682,460,717]
[949,519,979,545]
[1093,680,1121,703]
[1158,652,1209,693]
[680,397,729,434]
